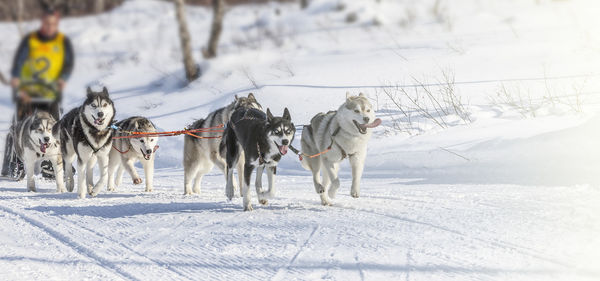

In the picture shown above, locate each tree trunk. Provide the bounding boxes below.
[174,0,199,82]
[15,0,23,37]
[300,0,309,9]
[203,0,225,59]
[94,0,105,14]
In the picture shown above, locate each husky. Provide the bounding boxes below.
[183,93,261,196]
[12,111,65,192]
[107,116,159,192]
[221,107,295,211]
[56,87,115,198]
[300,93,381,206]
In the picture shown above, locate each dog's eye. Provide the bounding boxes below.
[140,139,144,143]
[103,103,107,107]
[354,110,360,113]
[91,104,97,108]
[367,109,371,112]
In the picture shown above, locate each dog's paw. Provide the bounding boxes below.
[328,189,337,199]
[259,199,268,205]
[145,187,153,192]
[321,200,333,206]
[243,204,254,211]
[107,186,115,192]
[133,178,142,185]
[351,191,360,198]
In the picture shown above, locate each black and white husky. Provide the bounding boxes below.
[221,107,295,211]
[183,93,261,196]
[56,87,115,198]
[301,93,381,206]
[108,116,158,192]
[12,111,65,192]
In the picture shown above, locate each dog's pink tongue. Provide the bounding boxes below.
[279,145,288,155]
[363,118,382,129]
[40,144,47,153]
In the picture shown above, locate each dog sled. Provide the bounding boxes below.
[1,81,60,181]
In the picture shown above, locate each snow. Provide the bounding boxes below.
[0,0,599,280]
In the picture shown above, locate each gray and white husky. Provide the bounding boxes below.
[56,87,115,198]
[301,93,381,206]
[183,93,261,196]
[13,111,65,192]
[108,116,158,192]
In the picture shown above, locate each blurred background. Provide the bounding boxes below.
[0,0,599,185]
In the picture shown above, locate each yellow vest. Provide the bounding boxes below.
[20,32,65,98]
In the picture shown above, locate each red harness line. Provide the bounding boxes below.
[111,124,225,139]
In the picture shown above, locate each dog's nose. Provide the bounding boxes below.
[363,117,370,123]
[146,149,153,154]
[97,112,104,118]
[44,137,50,143]
[282,139,289,145]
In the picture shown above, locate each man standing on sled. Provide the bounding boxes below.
[1,5,75,179]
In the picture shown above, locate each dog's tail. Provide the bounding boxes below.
[219,122,237,162]
[299,125,314,171]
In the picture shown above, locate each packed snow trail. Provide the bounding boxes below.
[0,172,598,281]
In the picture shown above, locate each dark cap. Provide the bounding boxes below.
[39,1,59,16]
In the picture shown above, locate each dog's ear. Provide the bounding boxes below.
[86,86,93,97]
[248,93,256,100]
[358,92,365,97]
[346,91,352,100]
[282,107,291,121]
[102,86,109,96]
[133,121,139,129]
[234,95,239,101]
[266,108,274,121]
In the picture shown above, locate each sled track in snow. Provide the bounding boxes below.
[326,198,572,268]
[0,204,139,281]
[271,225,319,281]
[0,202,187,281]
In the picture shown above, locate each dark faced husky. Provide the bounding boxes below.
[301,93,381,206]
[183,93,261,196]
[56,87,115,198]
[13,111,65,192]
[108,116,158,192]
[221,107,295,211]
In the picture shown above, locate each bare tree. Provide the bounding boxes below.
[174,0,200,81]
[16,0,24,37]
[94,0,105,14]
[203,0,225,59]
[300,0,309,9]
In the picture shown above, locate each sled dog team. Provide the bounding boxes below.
[11,87,381,211]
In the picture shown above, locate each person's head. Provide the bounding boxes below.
[39,8,60,37]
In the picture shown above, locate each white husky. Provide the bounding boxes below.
[108,116,159,192]
[300,93,381,206]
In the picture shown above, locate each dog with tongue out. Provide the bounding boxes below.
[221,106,296,211]
[300,92,382,206]
[12,110,66,193]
